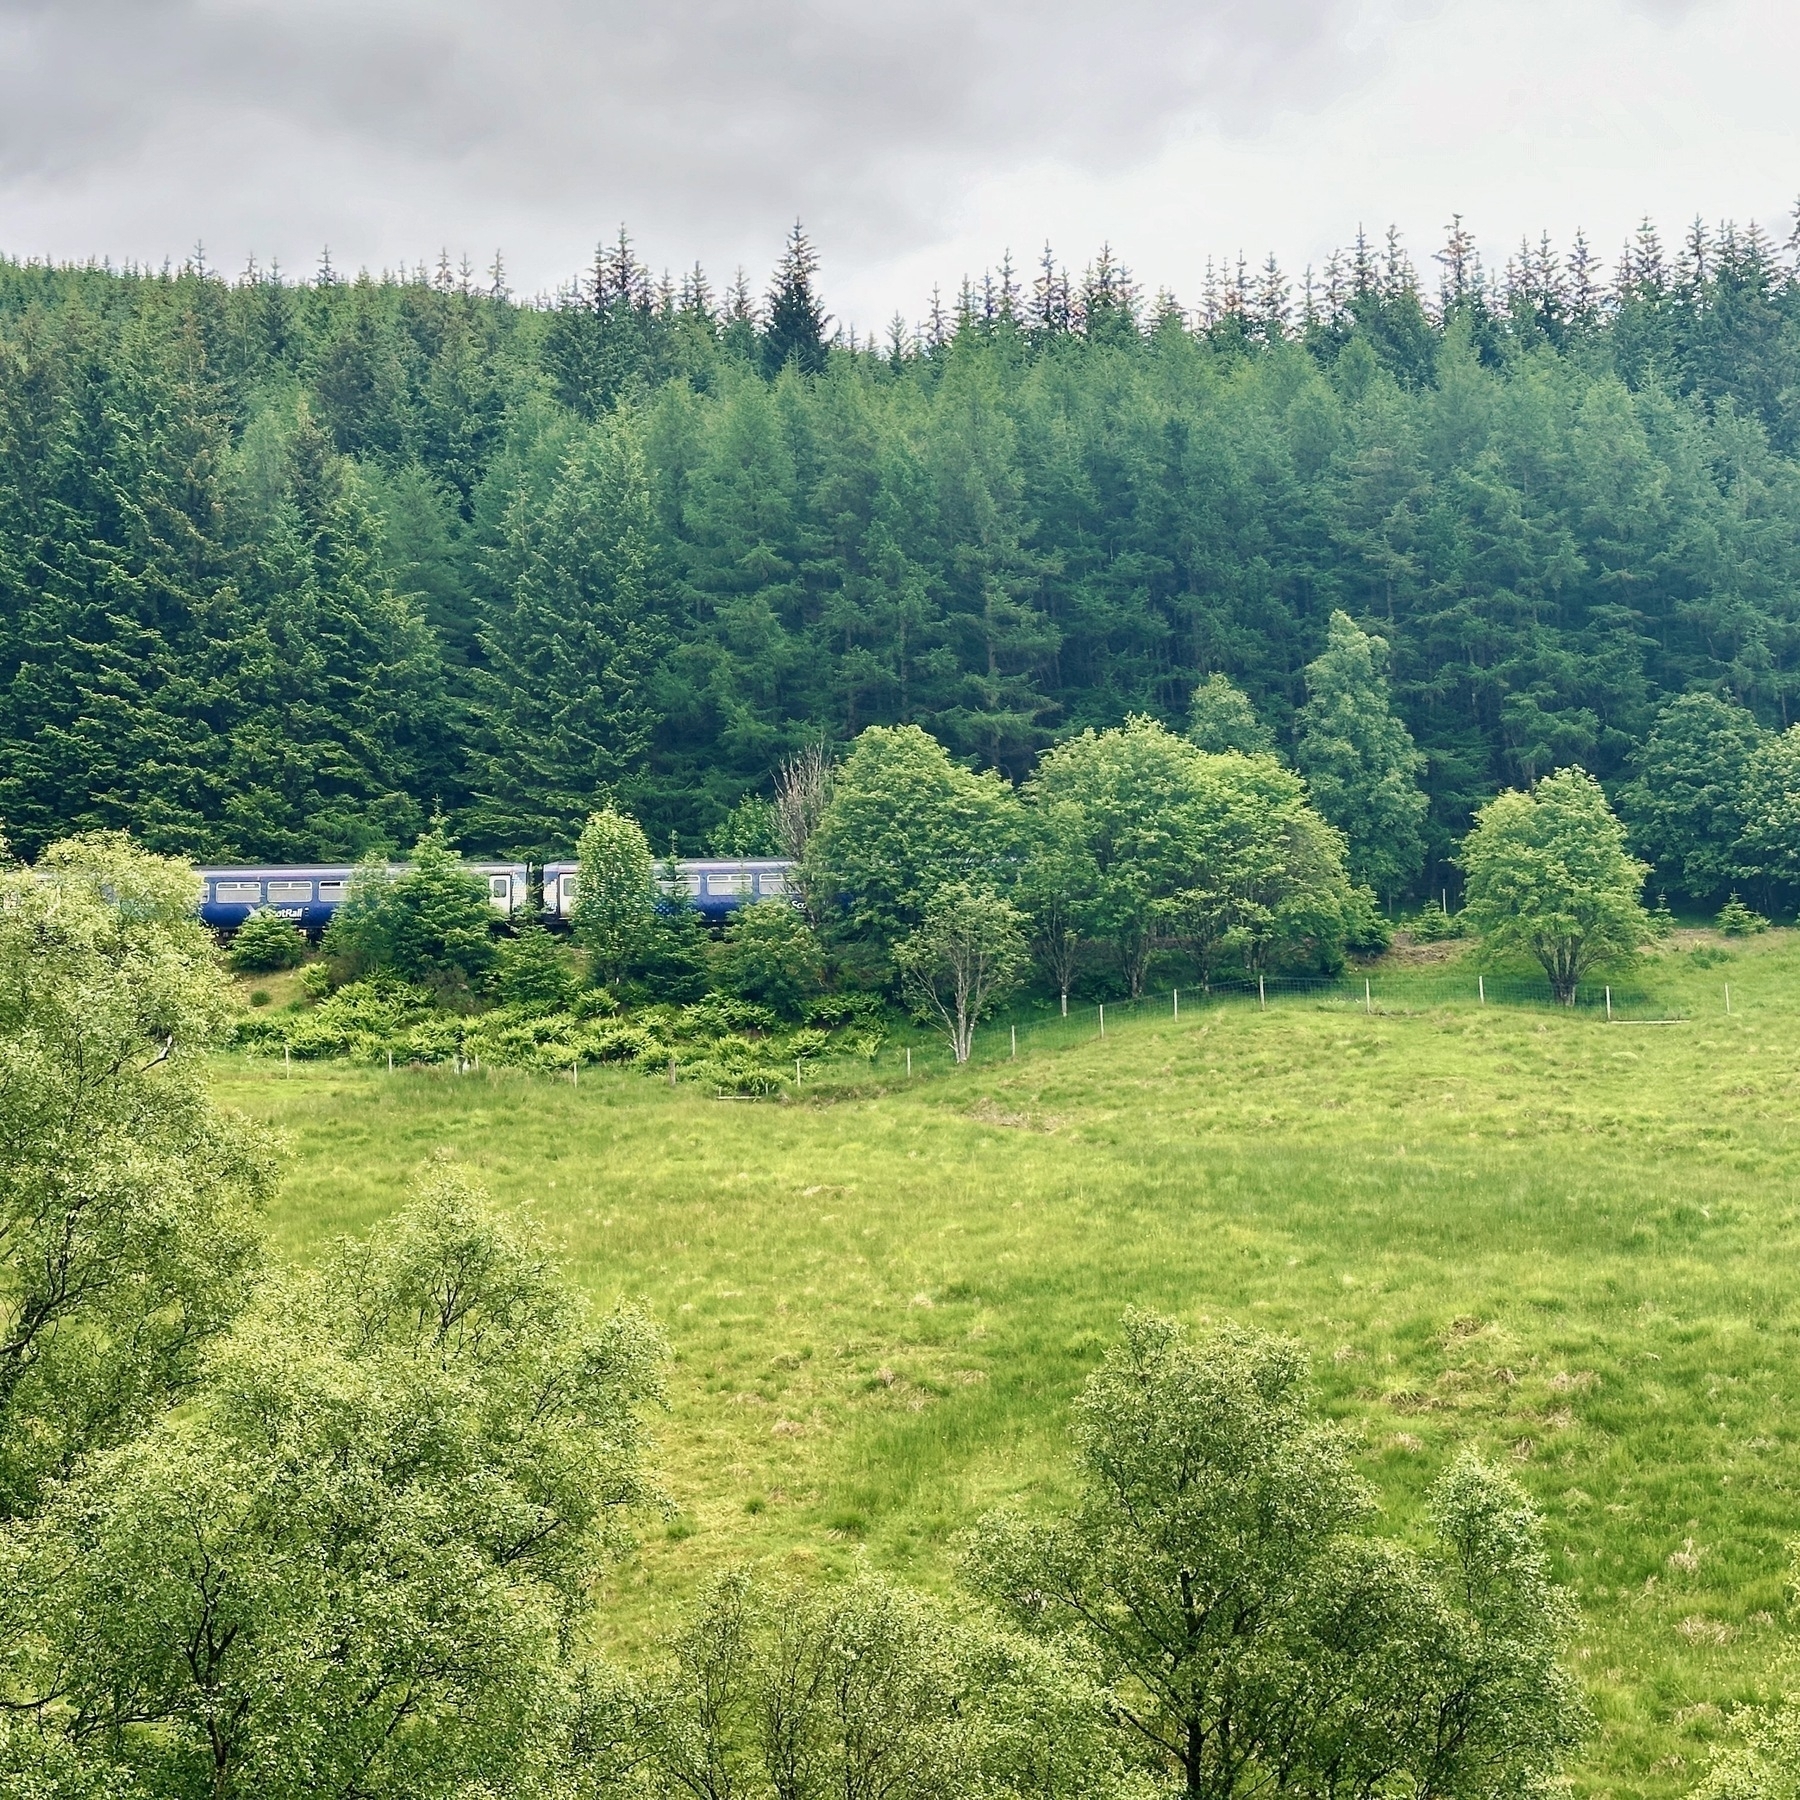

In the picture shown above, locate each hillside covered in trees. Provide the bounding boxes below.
[4,217,1800,902]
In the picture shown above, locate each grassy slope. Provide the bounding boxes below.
[218,933,1800,1800]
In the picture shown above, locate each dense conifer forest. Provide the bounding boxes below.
[5,216,1800,899]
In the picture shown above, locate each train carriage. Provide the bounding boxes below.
[196,863,530,934]
[538,858,792,926]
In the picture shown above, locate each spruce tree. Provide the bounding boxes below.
[762,223,829,377]
[464,410,668,858]
[1294,612,1428,900]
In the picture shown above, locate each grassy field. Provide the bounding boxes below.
[217,931,1800,1800]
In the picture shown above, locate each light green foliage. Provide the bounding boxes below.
[1018,796,1100,1006]
[709,796,782,857]
[805,726,1023,971]
[0,834,273,1519]
[715,899,825,1019]
[1717,895,1770,937]
[1026,718,1359,991]
[321,826,496,987]
[895,883,1029,1063]
[489,920,580,1010]
[224,930,1800,1794]
[1188,673,1276,757]
[1459,767,1652,1003]
[574,807,657,986]
[1618,694,1767,904]
[967,1313,1586,1800]
[631,1569,1122,1800]
[226,908,308,973]
[1695,1658,1800,1800]
[0,1161,666,1800]
[1294,612,1429,900]
[1736,727,1800,906]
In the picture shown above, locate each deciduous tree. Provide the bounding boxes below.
[1459,766,1652,1003]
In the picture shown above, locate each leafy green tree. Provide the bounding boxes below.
[708,795,781,857]
[0,1160,665,1800]
[465,412,669,859]
[1294,611,1428,900]
[1188,673,1276,756]
[1717,894,1770,936]
[715,900,825,1018]
[226,908,307,973]
[1026,718,1359,992]
[631,1570,1121,1800]
[1459,767,1652,1003]
[0,835,273,1519]
[966,1312,1587,1800]
[574,807,657,987]
[804,725,1022,975]
[1735,725,1800,910]
[1018,797,1100,1013]
[1617,692,1766,904]
[895,883,1029,1064]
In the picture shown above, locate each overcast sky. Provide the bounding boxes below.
[0,0,1794,332]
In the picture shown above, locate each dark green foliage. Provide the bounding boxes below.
[5,222,1800,883]
[1617,692,1767,904]
[626,897,713,1004]
[226,908,307,972]
[762,223,829,377]
[464,412,670,859]
[714,899,825,1018]
[1716,893,1769,935]
[488,920,578,1009]
[321,827,496,987]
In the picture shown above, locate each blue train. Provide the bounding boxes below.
[195,858,795,934]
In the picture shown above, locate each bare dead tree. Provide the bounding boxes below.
[773,743,833,862]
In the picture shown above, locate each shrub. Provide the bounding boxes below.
[1717,894,1769,936]
[714,899,825,1018]
[248,989,271,1008]
[488,922,577,1009]
[803,991,886,1029]
[297,963,332,1001]
[227,909,307,972]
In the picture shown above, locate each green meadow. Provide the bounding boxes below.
[218,932,1800,1800]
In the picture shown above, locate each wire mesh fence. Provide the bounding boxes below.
[795,967,1683,1090]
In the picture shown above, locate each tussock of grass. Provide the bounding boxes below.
[216,929,1800,1800]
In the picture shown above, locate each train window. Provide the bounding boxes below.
[318,881,347,901]
[707,872,751,896]
[267,881,312,901]
[488,876,511,900]
[214,881,262,902]
[681,869,704,895]
[758,872,786,896]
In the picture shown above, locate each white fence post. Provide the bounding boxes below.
[1099,1004,1105,1038]
[1259,975,1266,1011]
[1173,988,1179,1018]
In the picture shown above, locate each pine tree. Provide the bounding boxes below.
[762,222,829,377]
[464,411,668,857]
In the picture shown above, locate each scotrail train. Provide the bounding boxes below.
[194,859,795,934]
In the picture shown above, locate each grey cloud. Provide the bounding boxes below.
[0,0,1448,282]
